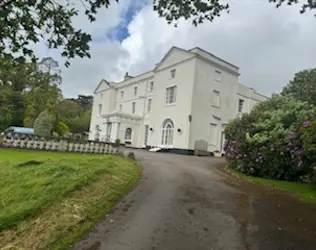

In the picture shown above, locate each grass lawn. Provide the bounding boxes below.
[227,167,316,204]
[0,148,141,250]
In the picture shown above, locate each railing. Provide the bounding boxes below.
[0,132,120,155]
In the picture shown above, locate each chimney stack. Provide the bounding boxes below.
[124,72,132,81]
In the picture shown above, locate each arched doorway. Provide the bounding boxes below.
[161,119,174,146]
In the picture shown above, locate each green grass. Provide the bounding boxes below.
[228,167,316,204]
[0,148,141,250]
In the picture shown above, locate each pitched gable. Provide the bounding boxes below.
[154,47,195,71]
[93,79,111,94]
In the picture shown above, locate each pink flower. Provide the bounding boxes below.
[298,160,303,168]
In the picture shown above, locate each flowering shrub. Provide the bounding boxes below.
[225,95,316,183]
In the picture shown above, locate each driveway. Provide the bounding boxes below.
[72,150,316,250]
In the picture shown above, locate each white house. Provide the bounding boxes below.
[89,46,267,154]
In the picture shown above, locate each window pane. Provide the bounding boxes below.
[125,128,132,140]
[215,70,222,81]
[171,69,176,78]
[212,91,220,107]
[166,129,171,145]
[165,89,169,104]
[147,99,152,112]
[170,130,173,145]
[150,82,154,91]
[132,102,136,113]
[165,86,176,104]
[238,99,244,112]
[98,104,102,115]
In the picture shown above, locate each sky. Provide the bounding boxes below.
[34,0,316,98]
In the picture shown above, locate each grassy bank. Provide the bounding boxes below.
[0,149,141,250]
[226,167,316,204]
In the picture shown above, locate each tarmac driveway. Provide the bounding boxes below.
[72,150,316,250]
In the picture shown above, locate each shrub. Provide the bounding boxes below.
[225,95,316,183]
[52,131,59,137]
[114,138,121,147]
[34,110,53,137]
[54,121,69,136]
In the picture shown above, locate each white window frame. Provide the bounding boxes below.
[165,85,177,105]
[147,98,152,112]
[134,86,137,96]
[98,104,102,115]
[215,70,222,82]
[125,128,132,141]
[161,119,174,146]
[149,81,154,92]
[212,90,220,107]
[238,99,244,113]
[209,123,218,146]
[132,102,136,113]
[95,125,100,140]
[170,69,176,79]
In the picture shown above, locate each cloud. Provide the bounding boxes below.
[33,0,142,97]
[120,0,316,96]
[34,0,316,98]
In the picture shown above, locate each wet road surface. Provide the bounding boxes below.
[71,150,316,250]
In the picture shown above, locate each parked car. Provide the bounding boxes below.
[4,126,34,140]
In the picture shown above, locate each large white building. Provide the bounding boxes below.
[89,47,267,154]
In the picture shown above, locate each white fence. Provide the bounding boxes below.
[0,132,120,154]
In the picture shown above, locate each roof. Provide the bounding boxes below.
[154,46,195,71]
[93,79,111,94]
[98,46,240,88]
[189,47,239,70]
[5,127,34,134]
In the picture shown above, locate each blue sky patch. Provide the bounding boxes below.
[107,3,144,42]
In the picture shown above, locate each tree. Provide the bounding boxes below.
[0,87,13,131]
[24,84,62,127]
[57,99,82,119]
[57,97,92,134]
[1,1,313,65]
[65,111,91,134]
[282,68,316,106]
[10,91,25,127]
[34,109,53,137]
[75,95,93,110]
[0,56,62,127]
[23,57,62,127]
[38,57,62,85]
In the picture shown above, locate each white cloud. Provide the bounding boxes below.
[120,0,316,96]
[34,0,316,97]
[33,0,138,97]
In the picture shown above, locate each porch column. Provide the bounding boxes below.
[110,122,119,142]
[102,122,107,142]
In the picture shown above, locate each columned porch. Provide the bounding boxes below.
[100,111,142,147]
